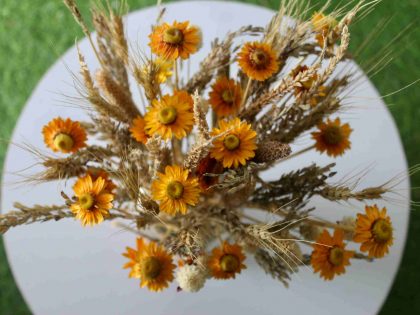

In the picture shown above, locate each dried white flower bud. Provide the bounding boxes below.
[176,264,207,293]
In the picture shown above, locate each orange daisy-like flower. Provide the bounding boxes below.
[237,42,279,81]
[291,65,318,93]
[311,117,352,157]
[149,21,202,60]
[42,117,87,154]
[151,165,201,215]
[208,241,246,280]
[86,168,116,193]
[123,238,146,279]
[311,229,354,281]
[354,205,394,258]
[209,77,243,117]
[123,238,176,292]
[144,92,194,140]
[173,90,194,109]
[70,175,114,226]
[210,118,257,168]
[130,116,148,144]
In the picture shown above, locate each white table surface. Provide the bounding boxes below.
[1,1,410,315]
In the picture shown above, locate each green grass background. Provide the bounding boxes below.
[0,0,418,314]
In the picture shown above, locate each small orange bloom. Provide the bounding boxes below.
[208,241,246,279]
[210,118,257,168]
[42,117,87,153]
[149,21,202,60]
[311,229,354,280]
[237,42,279,81]
[173,90,194,109]
[311,117,352,157]
[145,92,194,140]
[130,116,148,144]
[123,238,146,279]
[122,238,176,292]
[209,77,243,117]
[86,169,116,193]
[354,205,394,258]
[151,165,201,215]
[70,175,114,226]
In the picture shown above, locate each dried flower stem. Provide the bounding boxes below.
[0,203,72,234]
[63,0,105,68]
[241,77,252,108]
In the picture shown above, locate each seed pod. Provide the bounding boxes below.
[253,141,291,163]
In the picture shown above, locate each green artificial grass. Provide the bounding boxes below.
[0,0,418,314]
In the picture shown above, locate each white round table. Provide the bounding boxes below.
[1,1,410,314]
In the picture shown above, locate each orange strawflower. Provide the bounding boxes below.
[86,169,116,193]
[210,118,257,168]
[151,165,201,215]
[311,117,352,157]
[144,92,194,140]
[123,238,176,292]
[70,175,114,226]
[42,117,87,154]
[173,90,194,109]
[208,241,246,279]
[130,116,148,144]
[354,205,394,258]
[149,21,202,60]
[123,238,146,279]
[311,229,354,280]
[209,77,243,117]
[237,42,279,81]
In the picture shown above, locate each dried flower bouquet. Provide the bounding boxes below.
[0,0,414,293]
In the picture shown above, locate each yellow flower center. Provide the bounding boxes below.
[220,254,239,273]
[372,219,393,243]
[166,181,184,199]
[159,106,177,125]
[140,256,163,281]
[323,125,343,145]
[163,27,184,44]
[53,133,74,151]
[79,193,94,210]
[223,134,240,151]
[251,49,268,67]
[221,90,234,104]
[328,246,344,266]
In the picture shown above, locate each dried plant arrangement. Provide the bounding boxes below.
[1,0,416,293]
